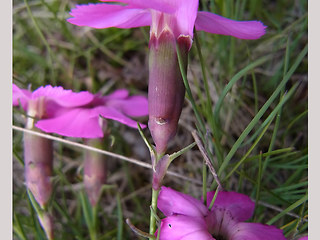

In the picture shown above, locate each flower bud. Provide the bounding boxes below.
[148,28,191,155]
[23,100,53,209]
[24,131,53,209]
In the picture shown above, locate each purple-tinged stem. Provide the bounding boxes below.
[83,138,106,207]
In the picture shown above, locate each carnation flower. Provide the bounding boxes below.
[157,187,286,240]
[13,84,148,138]
[67,0,266,154]
[67,0,266,40]
[13,83,148,208]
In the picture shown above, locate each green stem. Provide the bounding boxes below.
[176,43,206,135]
[23,0,56,84]
[92,205,98,240]
[209,187,220,210]
[80,191,97,240]
[194,30,224,165]
[149,188,160,238]
[217,43,307,176]
[89,229,97,240]
[202,162,207,205]
[116,194,123,240]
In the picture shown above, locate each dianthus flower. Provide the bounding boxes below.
[13,83,148,208]
[67,0,266,154]
[13,84,93,207]
[67,0,266,40]
[13,84,148,137]
[157,187,286,240]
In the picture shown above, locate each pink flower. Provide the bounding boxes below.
[67,0,266,40]
[13,84,148,138]
[157,187,286,240]
[67,1,266,154]
[13,83,93,119]
[13,83,96,208]
[298,237,308,240]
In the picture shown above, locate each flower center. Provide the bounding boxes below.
[212,234,227,240]
[206,207,238,240]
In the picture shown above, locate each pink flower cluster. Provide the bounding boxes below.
[157,187,286,240]
[13,84,148,137]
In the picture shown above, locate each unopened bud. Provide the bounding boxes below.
[24,130,53,209]
[148,30,191,155]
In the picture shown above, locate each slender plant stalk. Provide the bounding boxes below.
[149,188,160,238]
[80,191,97,240]
[209,187,220,210]
[13,212,28,240]
[218,44,307,176]
[202,163,207,205]
[266,194,308,225]
[222,115,274,183]
[253,152,263,221]
[116,194,123,240]
[194,30,224,164]
[176,44,206,136]
[23,0,56,84]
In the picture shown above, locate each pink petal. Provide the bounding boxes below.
[103,89,129,100]
[12,84,31,110]
[35,108,103,138]
[158,187,208,218]
[95,106,146,128]
[32,85,94,107]
[195,11,266,39]
[100,0,176,14]
[174,0,199,37]
[299,237,308,240]
[68,3,151,29]
[230,222,286,240]
[157,215,214,240]
[207,191,255,222]
[106,95,148,117]
[100,0,199,37]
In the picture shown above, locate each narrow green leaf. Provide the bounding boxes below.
[79,191,97,240]
[242,44,308,146]
[194,30,224,164]
[217,42,307,176]
[267,194,308,225]
[13,212,28,240]
[222,113,274,182]
[116,194,123,240]
[214,55,272,116]
[23,0,56,84]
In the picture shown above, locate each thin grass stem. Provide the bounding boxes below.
[217,44,307,176]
